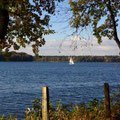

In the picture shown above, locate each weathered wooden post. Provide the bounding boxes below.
[42,86,49,120]
[104,83,111,119]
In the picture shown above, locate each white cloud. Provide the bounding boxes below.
[14,36,119,56]
[57,36,119,56]
[12,45,34,55]
[87,37,120,55]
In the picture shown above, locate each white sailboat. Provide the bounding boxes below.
[69,56,74,65]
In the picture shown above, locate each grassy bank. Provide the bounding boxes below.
[0,88,120,120]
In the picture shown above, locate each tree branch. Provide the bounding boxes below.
[107,0,120,49]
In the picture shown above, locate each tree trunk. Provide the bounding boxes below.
[107,0,120,49]
[0,1,9,41]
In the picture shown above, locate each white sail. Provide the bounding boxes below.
[69,57,74,65]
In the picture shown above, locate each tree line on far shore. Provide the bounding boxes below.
[36,55,120,62]
[0,52,34,61]
[0,51,119,62]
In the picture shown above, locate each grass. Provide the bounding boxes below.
[0,88,120,120]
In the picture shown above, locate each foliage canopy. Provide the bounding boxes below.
[69,0,120,49]
[0,0,63,55]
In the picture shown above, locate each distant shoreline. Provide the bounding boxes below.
[0,52,119,62]
[35,55,120,62]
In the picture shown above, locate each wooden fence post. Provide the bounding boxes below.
[42,86,49,120]
[104,83,111,119]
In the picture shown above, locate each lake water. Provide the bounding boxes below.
[0,62,120,118]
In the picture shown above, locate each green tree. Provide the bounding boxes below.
[0,0,63,55]
[69,0,120,49]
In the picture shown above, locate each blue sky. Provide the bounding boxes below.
[18,0,120,56]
